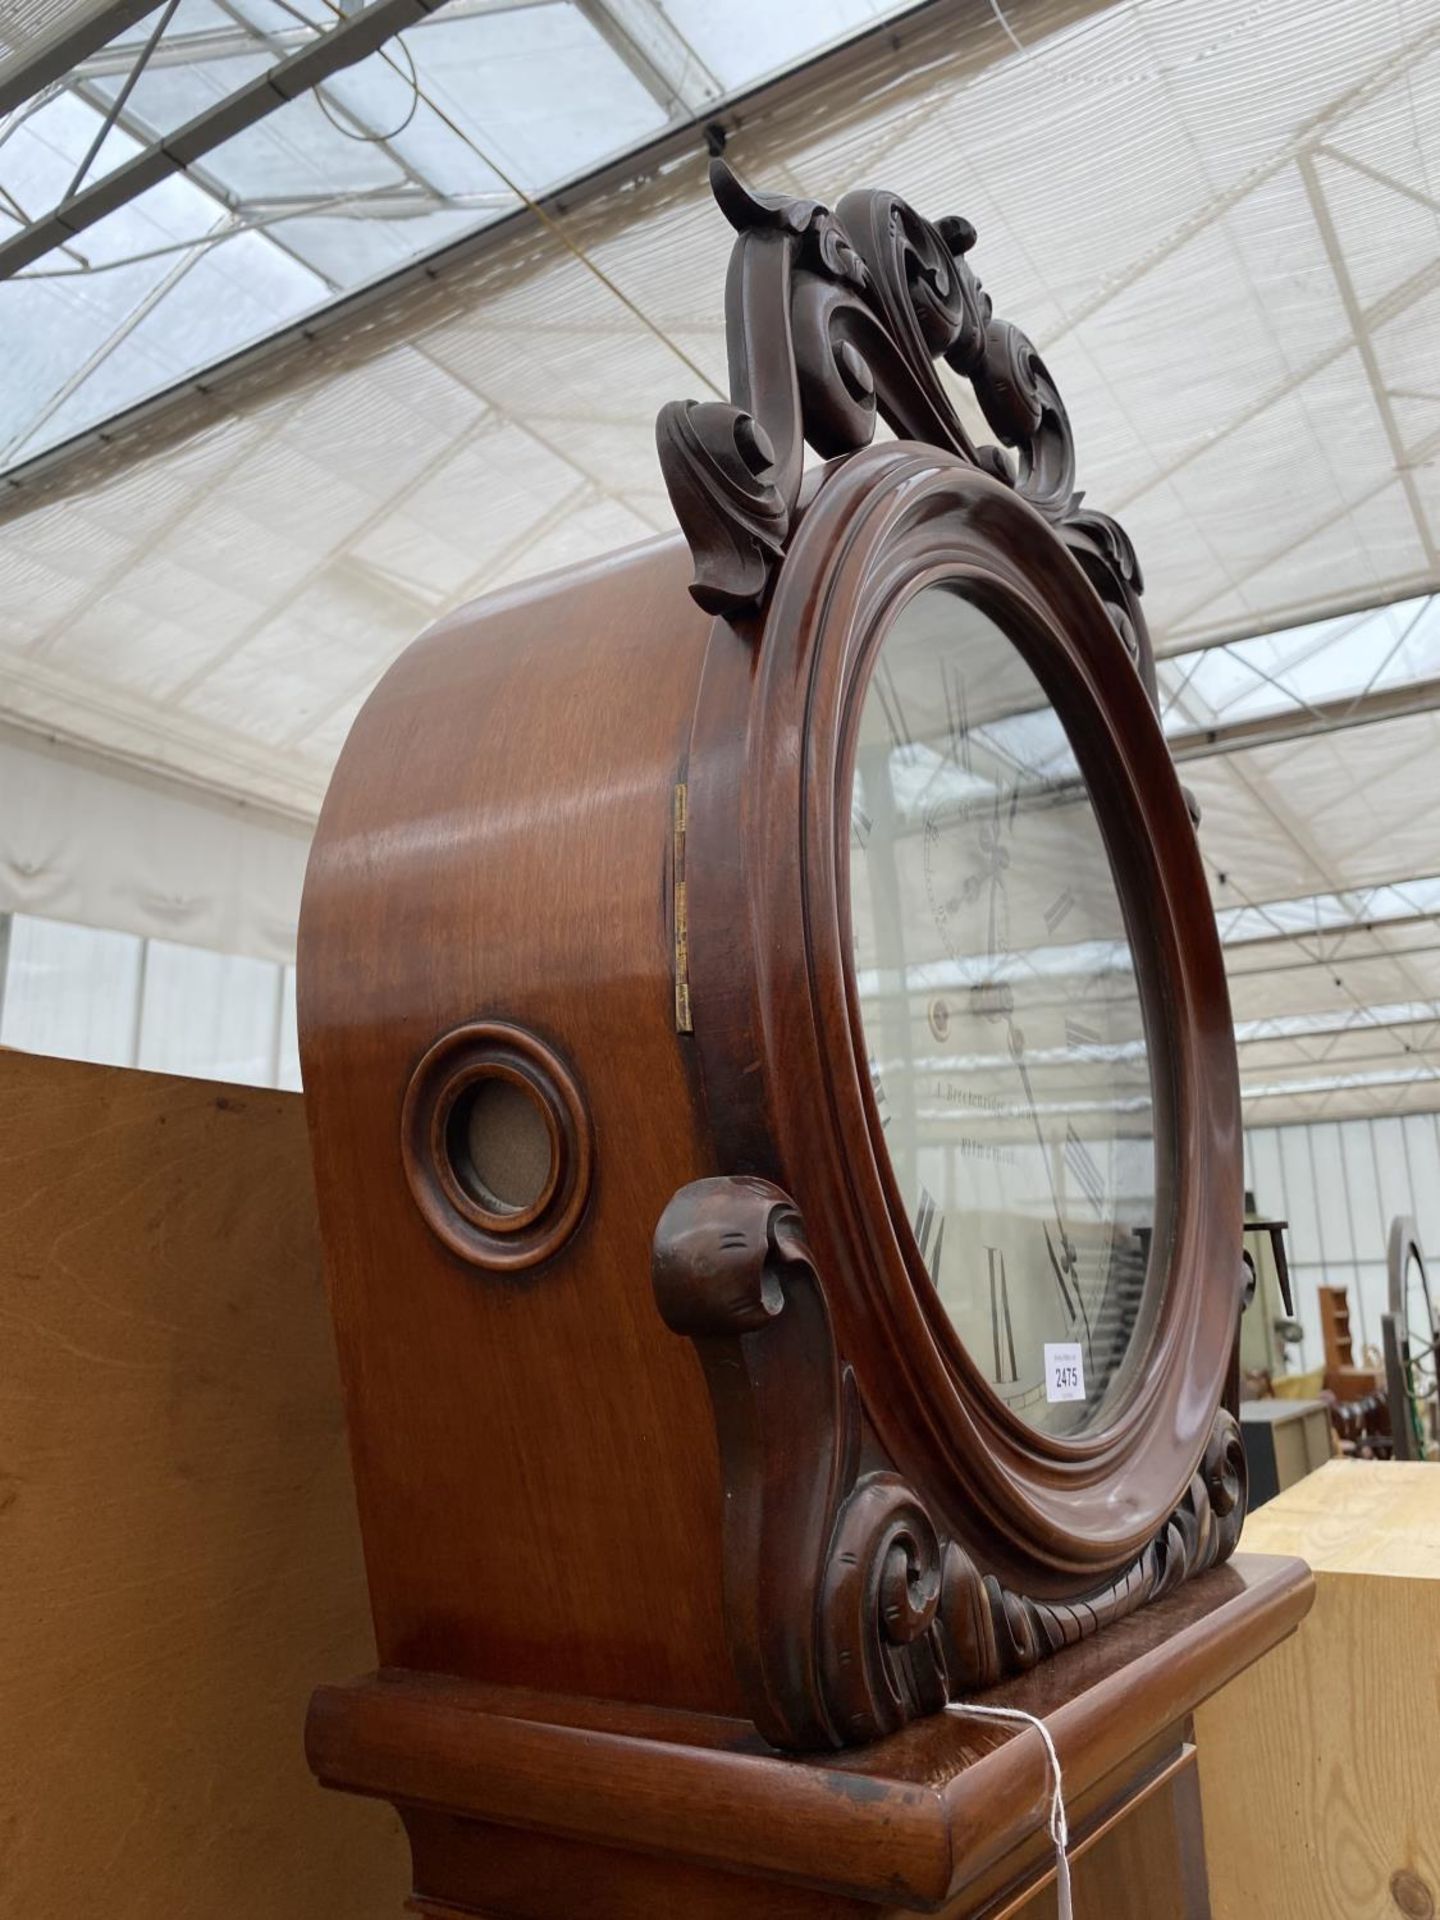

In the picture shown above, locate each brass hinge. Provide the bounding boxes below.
[673,781,692,1033]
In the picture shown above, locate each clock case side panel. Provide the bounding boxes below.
[671,446,1247,1749]
[297,533,743,1717]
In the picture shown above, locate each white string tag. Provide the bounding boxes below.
[944,1702,1072,1920]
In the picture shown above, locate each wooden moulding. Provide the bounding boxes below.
[651,1172,1249,1752]
[646,162,1247,1750]
[308,1553,1312,1916]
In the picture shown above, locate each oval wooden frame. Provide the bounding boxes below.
[401,1020,593,1272]
[687,445,1242,1589]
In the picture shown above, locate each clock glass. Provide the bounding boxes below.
[848,585,1161,1436]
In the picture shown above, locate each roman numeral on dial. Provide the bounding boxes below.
[1065,1123,1106,1218]
[914,1185,944,1282]
[1065,1016,1103,1054]
[1044,888,1076,933]
[987,1246,1018,1383]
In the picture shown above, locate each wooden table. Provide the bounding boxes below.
[1196,1459,1440,1919]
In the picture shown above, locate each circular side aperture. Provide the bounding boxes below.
[402,1021,592,1272]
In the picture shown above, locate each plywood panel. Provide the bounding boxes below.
[1195,1460,1440,1919]
[0,1049,408,1917]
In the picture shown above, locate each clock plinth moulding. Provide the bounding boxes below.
[297,156,1312,1917]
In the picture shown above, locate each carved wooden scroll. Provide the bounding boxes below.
[653,1175,1247,1754]
[656,160,1151,688]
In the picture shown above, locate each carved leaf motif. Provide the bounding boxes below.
[654,399,788,617]
[653,1175,945,1750]
[710,159,870,290]
[654,1176,1250,1750]
[820,1471,949,1743]
[657,161,1148,626]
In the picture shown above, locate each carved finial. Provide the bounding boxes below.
[654,164,1146,633]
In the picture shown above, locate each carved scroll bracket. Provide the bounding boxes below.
[653,1175,1247,1752]
[657,161,1151,693]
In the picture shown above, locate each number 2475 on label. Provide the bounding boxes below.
[1044,1342,1086,1404]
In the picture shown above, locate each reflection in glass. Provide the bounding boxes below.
[848,588,1161,1436]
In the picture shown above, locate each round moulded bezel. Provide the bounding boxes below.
[401,1019,593,1272]
[685,443,1242,1591]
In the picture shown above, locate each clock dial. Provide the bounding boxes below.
[848,586,1160,1437]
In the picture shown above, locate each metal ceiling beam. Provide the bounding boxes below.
[1227,920,1440,965]
[62,0,181,200]
[1159,573,1440,659]
[1228,935,1440,985]
[1298,148,1440,572]
[1116,243,1440,548]
[1243,1057,1440,1098]
[71,19,320,76]
[1241,1064,1440,1100]
[1240,1030,1440,1070]
[1236,1007,1440,1047]
[0,208,225,464]
[1167,662,1440,764]
[1156,418,1440,640]
[0,0,455,282]
[0,0,1114,507]
[574,0,723,118]
[1034,7,1440,355]
[199,0,454,230]
[0,0,157,119]
[230,185,514,219]
[65,0,547,76]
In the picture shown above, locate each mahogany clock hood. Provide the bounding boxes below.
[300,160,1251,1762]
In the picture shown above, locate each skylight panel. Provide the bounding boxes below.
[0,0,925,475]
[654,0,918,93]
[1159,594,1440,733]
[108,0,238,45]
[389,4,669,191]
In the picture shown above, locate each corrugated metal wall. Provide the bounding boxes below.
[1246,1114,1440,1370]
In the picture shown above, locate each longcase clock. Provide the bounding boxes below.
[298,159,1311,1918]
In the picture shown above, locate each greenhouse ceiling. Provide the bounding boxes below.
[2,0,1439,1124]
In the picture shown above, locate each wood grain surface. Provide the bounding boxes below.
[398,1757,1205,1920]
[1196,1460,1440,1919]
[309,1551,1310,1917]
[298,535,744,1718]
[0,1049,408,1918]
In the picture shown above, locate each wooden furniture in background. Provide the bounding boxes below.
[1316,1282,1390,1455]
[1238,1399,1331,1508]
[1267,1367,1326,1401]
[1318,1282,1379,1397]
[0,1049,407,1919]
[1196,1460,1440,1920]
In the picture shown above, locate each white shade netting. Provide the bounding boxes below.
[0,0,1437,1117]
